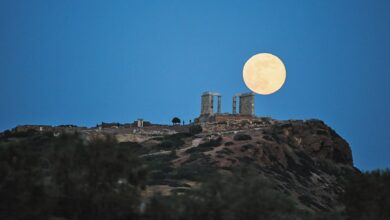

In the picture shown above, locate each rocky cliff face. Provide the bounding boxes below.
[139,119,357,212]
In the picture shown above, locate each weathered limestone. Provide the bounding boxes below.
[232,96,237,114]
[239,93,255,116]
[201,92,213,115]
[232,93,254,115]
[201,92,221,115]
[217,96,221,113]
[197,91,255,123]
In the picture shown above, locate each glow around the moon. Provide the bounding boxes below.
[243,53,286,95]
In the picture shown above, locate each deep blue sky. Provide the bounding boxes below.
[1,0,389,170]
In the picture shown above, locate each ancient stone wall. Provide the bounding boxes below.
[13,125,53,133]
[214,114,255,122]
[201,118,272,133]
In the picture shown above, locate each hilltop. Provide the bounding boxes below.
[126,118,356,212]
[0,118,358,215]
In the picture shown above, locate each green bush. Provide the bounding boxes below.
[171,117,181,125]
[216,147,234,155]
[2,129,11,136]
[158,140,175,149]
[189,124,202,135]
[342,169,390,220]
[0,133,146,220]
[143,168,311,220]
[153,133,189,151]
[240,144,254,152]
[224,141,234,146]
[118,141,148,155]
[233,133,252,141]
[171,157,217,181]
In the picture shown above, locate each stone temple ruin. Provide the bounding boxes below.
[196,91,256,123]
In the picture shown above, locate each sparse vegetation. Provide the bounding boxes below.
[185,136,222,153]
[153,133,189,151]
[186,152,207,163]
[143,153,177,184]
[233,133,252,141]
[118,141,149,155]
[263,135,274,141]
[189,124,202,135]
[342,169,390,220]
[241,143,254,152]
[0,123,387,220]
[0,133,146,220]
[172,154,217,181]
[158,140,176,149]
[2,129,11,136]
[217,147,234,155]
[143,168,311,220]
[224,141,234,146]
[317,158,342,175]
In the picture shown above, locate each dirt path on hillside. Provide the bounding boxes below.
[139,138,203,158]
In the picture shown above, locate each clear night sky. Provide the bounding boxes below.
[1,0,389,170]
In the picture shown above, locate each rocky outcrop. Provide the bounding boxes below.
[263,119,353,165]
[145,119,357,212]
[0,118,357,212]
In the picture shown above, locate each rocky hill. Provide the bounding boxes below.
[135,119,357,212]
[0,118,358,218]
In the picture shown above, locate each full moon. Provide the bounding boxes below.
[243,53,286,95]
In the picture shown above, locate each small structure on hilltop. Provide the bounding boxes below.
[13,125,53,133]
[195,91,257,123]
[136,119,144,128]
[100,122,120,129]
